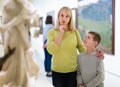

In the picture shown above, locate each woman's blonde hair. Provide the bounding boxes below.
[56,6,75,31]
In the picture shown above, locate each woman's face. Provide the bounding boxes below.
[59,9,71,26]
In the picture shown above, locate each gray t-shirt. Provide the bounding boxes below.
[77,52,104,87]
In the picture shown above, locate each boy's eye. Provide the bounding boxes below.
[85,36,90,39]
[85,36,88,38]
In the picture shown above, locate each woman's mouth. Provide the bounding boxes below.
[62,21,65,24]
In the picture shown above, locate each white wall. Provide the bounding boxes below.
[104,0,120,80]
[32,0,78,27]
[32,0,77,15]
[105,0,120,75]
[115,0,120,55]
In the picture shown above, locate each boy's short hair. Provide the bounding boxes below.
[88,31,101,46]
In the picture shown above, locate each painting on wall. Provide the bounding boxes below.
[39,17,43,34]
[71,8,77,28]
[47,10,55,26]
[0,16,2,24]
[78,0,115,54]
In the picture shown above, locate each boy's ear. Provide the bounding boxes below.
[94,41,98,47]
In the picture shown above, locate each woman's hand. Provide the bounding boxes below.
[97,50,104,59]
[43,44,47,48]
[59,25,66,33]
[78,84,85,87]
[54,25,66,46]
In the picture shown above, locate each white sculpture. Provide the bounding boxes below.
[0,0,40,86]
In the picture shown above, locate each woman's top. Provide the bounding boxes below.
[47,28,86,73]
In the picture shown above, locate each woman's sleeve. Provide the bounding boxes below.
[47,30,60,55]
[75,29,86,53]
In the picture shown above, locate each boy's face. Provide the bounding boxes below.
[84,33,97,48]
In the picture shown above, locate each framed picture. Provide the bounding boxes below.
[78,0,115,54]
[39,17,43,34]
[0,16,2,24]
[71,8,77,28]
[47,10,55,26]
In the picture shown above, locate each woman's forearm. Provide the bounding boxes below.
[55,31,64,46]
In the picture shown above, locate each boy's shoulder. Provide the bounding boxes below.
[78,52,101,59]
[78,52,86,58]
[78,52,85,56]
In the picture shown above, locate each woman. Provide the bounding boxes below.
[43,15,54,77]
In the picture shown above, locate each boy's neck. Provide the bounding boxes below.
[86,47,96,54]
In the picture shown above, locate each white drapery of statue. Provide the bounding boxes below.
[0,0,40,87]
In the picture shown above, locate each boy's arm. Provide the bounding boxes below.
[77,58,84,86]
[77,67,84,86]
[85,60,105,87]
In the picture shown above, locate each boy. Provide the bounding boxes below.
[77,31,105,87]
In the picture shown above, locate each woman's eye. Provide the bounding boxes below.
[66,15,68,18]
[61,14,64,17]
